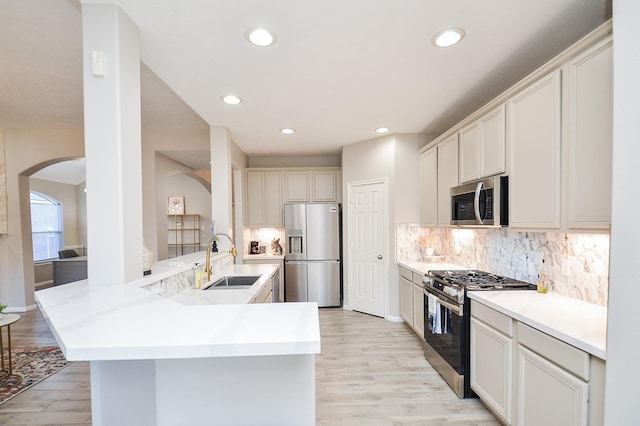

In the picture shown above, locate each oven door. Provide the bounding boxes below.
[423,288,465,375]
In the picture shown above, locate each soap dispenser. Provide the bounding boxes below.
[537,259,550,293]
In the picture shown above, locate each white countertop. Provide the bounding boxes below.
[244,254,285,260]
[397,260,467,275]
[35,257,320,362]
[468,291,607,360]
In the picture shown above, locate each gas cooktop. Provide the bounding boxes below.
[428,269,536,290]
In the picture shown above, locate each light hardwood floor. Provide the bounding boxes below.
[0,308,499,425]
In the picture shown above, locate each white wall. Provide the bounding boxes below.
[155,152,212,260]
[0,128,84,309]
[604,1,639,422]
[248,155,340,168]
[342,133,427,319]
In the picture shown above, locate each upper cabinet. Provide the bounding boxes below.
[459,104,506,184]
[565,36,613,229]
[284,171,310,202]
[418,134,458,227]
[508,70,562,229]
[246,170,283,227]
[437,134,459,226]
[419,147,438,226]
[284,169,341,203]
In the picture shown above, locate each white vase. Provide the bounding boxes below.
[425,247,435,256]
[143,244,155,276]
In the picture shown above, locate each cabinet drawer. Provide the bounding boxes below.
[471,301,513,337]
[399,266,412,281]
[517,322,590,381]
[412,272,424,286]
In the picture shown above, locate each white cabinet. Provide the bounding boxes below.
[508,70,562,228]
[246,170,283,227]
[517,322,591,426]
[284,171,310,202]
[284,169,341,203]
[437,134,458,226]
[565,36,613,229]
[419,146,438,226]
[399,266,426,337]
[471,300,605,426]
[399,274,413,326]
[470,301,514,425]
[459,104,506,183]
[312,170,339,202]
[517,345,588,426]
[412,282,424,337]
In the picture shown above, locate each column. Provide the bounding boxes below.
[82,3,143,285]
[210,126,234,252]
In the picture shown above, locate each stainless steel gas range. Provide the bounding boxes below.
[422,270,536,398]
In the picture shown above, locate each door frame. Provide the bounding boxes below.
[344,177,389,319]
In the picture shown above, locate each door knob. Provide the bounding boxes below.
[377,255,383,260]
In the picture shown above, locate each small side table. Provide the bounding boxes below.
[0,314,21,382]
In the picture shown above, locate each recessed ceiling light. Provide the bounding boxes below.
[246,28,276,47]
[221,95,242,105]
[432,28,466,47]
[375,127,390,134]
[280,128,295,135]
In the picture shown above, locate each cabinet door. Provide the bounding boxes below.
[284,171,310,202]
[566,36,613,229]
[480,104,506,178]
[470,317,513,425]
[437,134,459,226]
[508,70,562,228]
[264,171,283,226]
[459,121,480,183]
[312,170,337,202]
[517,345,588,426]
[246,171,266,226]
[419,147,438,226]
[399,275,413,326]
[412,284,424,337]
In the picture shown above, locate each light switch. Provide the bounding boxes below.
[91,50,105,77]
[561,259,570,277]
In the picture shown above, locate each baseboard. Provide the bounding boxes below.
[6,304,38,313]
[386,314,404,323]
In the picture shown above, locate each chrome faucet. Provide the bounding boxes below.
[205,232,237,281]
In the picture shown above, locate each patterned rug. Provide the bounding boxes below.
[0,346,71,404]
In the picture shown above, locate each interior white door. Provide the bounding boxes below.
[349,181,386,317]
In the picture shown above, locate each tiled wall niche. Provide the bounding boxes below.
[397,224,610,307]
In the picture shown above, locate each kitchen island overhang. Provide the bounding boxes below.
[35,254,320,426]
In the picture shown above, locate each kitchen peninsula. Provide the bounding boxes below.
[35,252,320,426]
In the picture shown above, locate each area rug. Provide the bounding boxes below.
[0,346,71,404]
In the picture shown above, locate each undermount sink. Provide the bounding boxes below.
[204,275,261,290]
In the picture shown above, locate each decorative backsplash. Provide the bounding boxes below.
[142,253,234,298]
[243,227,285,255]
[397,224,610,307]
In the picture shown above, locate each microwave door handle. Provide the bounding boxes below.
[474,181,484,224]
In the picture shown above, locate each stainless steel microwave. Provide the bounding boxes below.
[450,176,508,226]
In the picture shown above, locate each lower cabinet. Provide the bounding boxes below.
[517,344,588,426]
[470,300,605,426]
[398,266,425,337]
[250,277,273,304]
[399,274,414,325]
[244,258,283,302]
[470,303,514,425]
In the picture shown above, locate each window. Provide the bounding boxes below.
[31,192,63,261]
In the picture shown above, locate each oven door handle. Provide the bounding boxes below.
[424,289,462,315]
[474,181,484,224]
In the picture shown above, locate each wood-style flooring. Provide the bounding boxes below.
[0,308,499,425]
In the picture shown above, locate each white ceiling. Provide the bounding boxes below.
[1,0,611,172]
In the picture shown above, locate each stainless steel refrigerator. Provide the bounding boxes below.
[284,203,341,307]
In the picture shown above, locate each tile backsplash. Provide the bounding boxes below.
[243,227,285,255]
[397,224,610,307]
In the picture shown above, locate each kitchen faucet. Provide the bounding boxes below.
[206,232,238,281]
